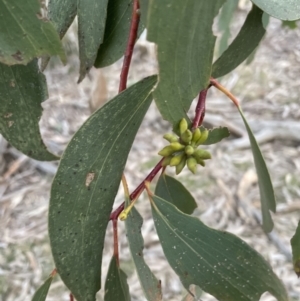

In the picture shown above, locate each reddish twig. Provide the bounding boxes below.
[118,0,140,92]
[210,77,240,107]
[112,219,120,266]
[110,158,164,220]
[192,88,209,129]
[70,293,74,301]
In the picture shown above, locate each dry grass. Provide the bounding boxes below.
[1,7,300,301]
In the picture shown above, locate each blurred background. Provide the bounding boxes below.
[0,1,300,300]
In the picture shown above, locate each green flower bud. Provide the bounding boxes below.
[185,145,194,156]
[181,129,193,144]
[196,129,209,145]
[192,128,201,144]
[161,156,172,166]
[163,133,178,143]
[179,118,188,135]
[169,142,185,151]
[195,157,205,166]
[170,152,185,166]
[158,145,176,157]
[194,149,211,160]
[187,157,197,174]
[176,155,187,175]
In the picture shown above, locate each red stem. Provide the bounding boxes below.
[110,158,164,220]
[118,0,140,93]
[112,219,120,266]
[70,293,74,301]
[192,88,209,129]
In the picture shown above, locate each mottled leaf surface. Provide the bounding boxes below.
[202,126,230,145]
[49,76,156,301]
[31,276,53,301]
[147,0,224,126]
[48,0,77,38]
[238,108,276,233]
[0,0,65,65]
[217,0,239,57]
[291,221,300,276]
[95,0,144,68]
[0,60,57,161]
[155,174,197,215]
[78,0,109,81]
[251,0,300,21]
[125,205,162,301]
[104,256,130,301]
[212,5,266,78]
[150,195,288,301]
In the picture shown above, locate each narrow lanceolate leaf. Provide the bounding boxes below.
[49,76,156,301]
[251,0,300,21]
[125,205,162,301]
[155,174,197,215]
[147,0,224,127]
[95,0,145,68]
[48,0,77,39]
[217,0,239,57]
[32,275,54,301]
[238,108,276,233]
[291,221,300,277]
[78,0,109,81]
[0,61,58,161]
[0,0,65,65]
[212,5,266,79]
[201,126,230,145]
[150,195,288,301]
[104,256,130,301]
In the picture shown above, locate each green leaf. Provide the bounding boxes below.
[155,174,197,215]
[125,205,162,301]
[0,0,65,65]
[147,0,224,126]
[139,0,149,26]
[150,195,288,301]
[291,221,300,276]
[48,76,156,301]
[217,0,239,57]
[32,275,53,301]
[0,60,58,161]
[202,126,230,145]
[104,256,130,301]
[282,20,298,29]
[48,0,77,39]
[94,0,145,68]
[212,5,266,79]
[238,108,275,233]
[78,0,109,81]
[251,0,300,21]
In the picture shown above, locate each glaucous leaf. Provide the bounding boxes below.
[238,108,276,233]
[0,0,65,65]
[202,126,230,145]
[0,60,58,161]
[212,5,266,78]
[48,0,77,39]
[104,256,130,301]
[77,0,109,81]
[48,76,156,301]
[150,195,288,301]
[291,221,300,276]
[125,205,162,301]
[95,0,145,68]
[217,0,239,57]
[31,276,53,301]
[155,174,197,215]
[147,0,224,126]
[251,0,300,21]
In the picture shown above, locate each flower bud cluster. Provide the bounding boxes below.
[158,118,211,174]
